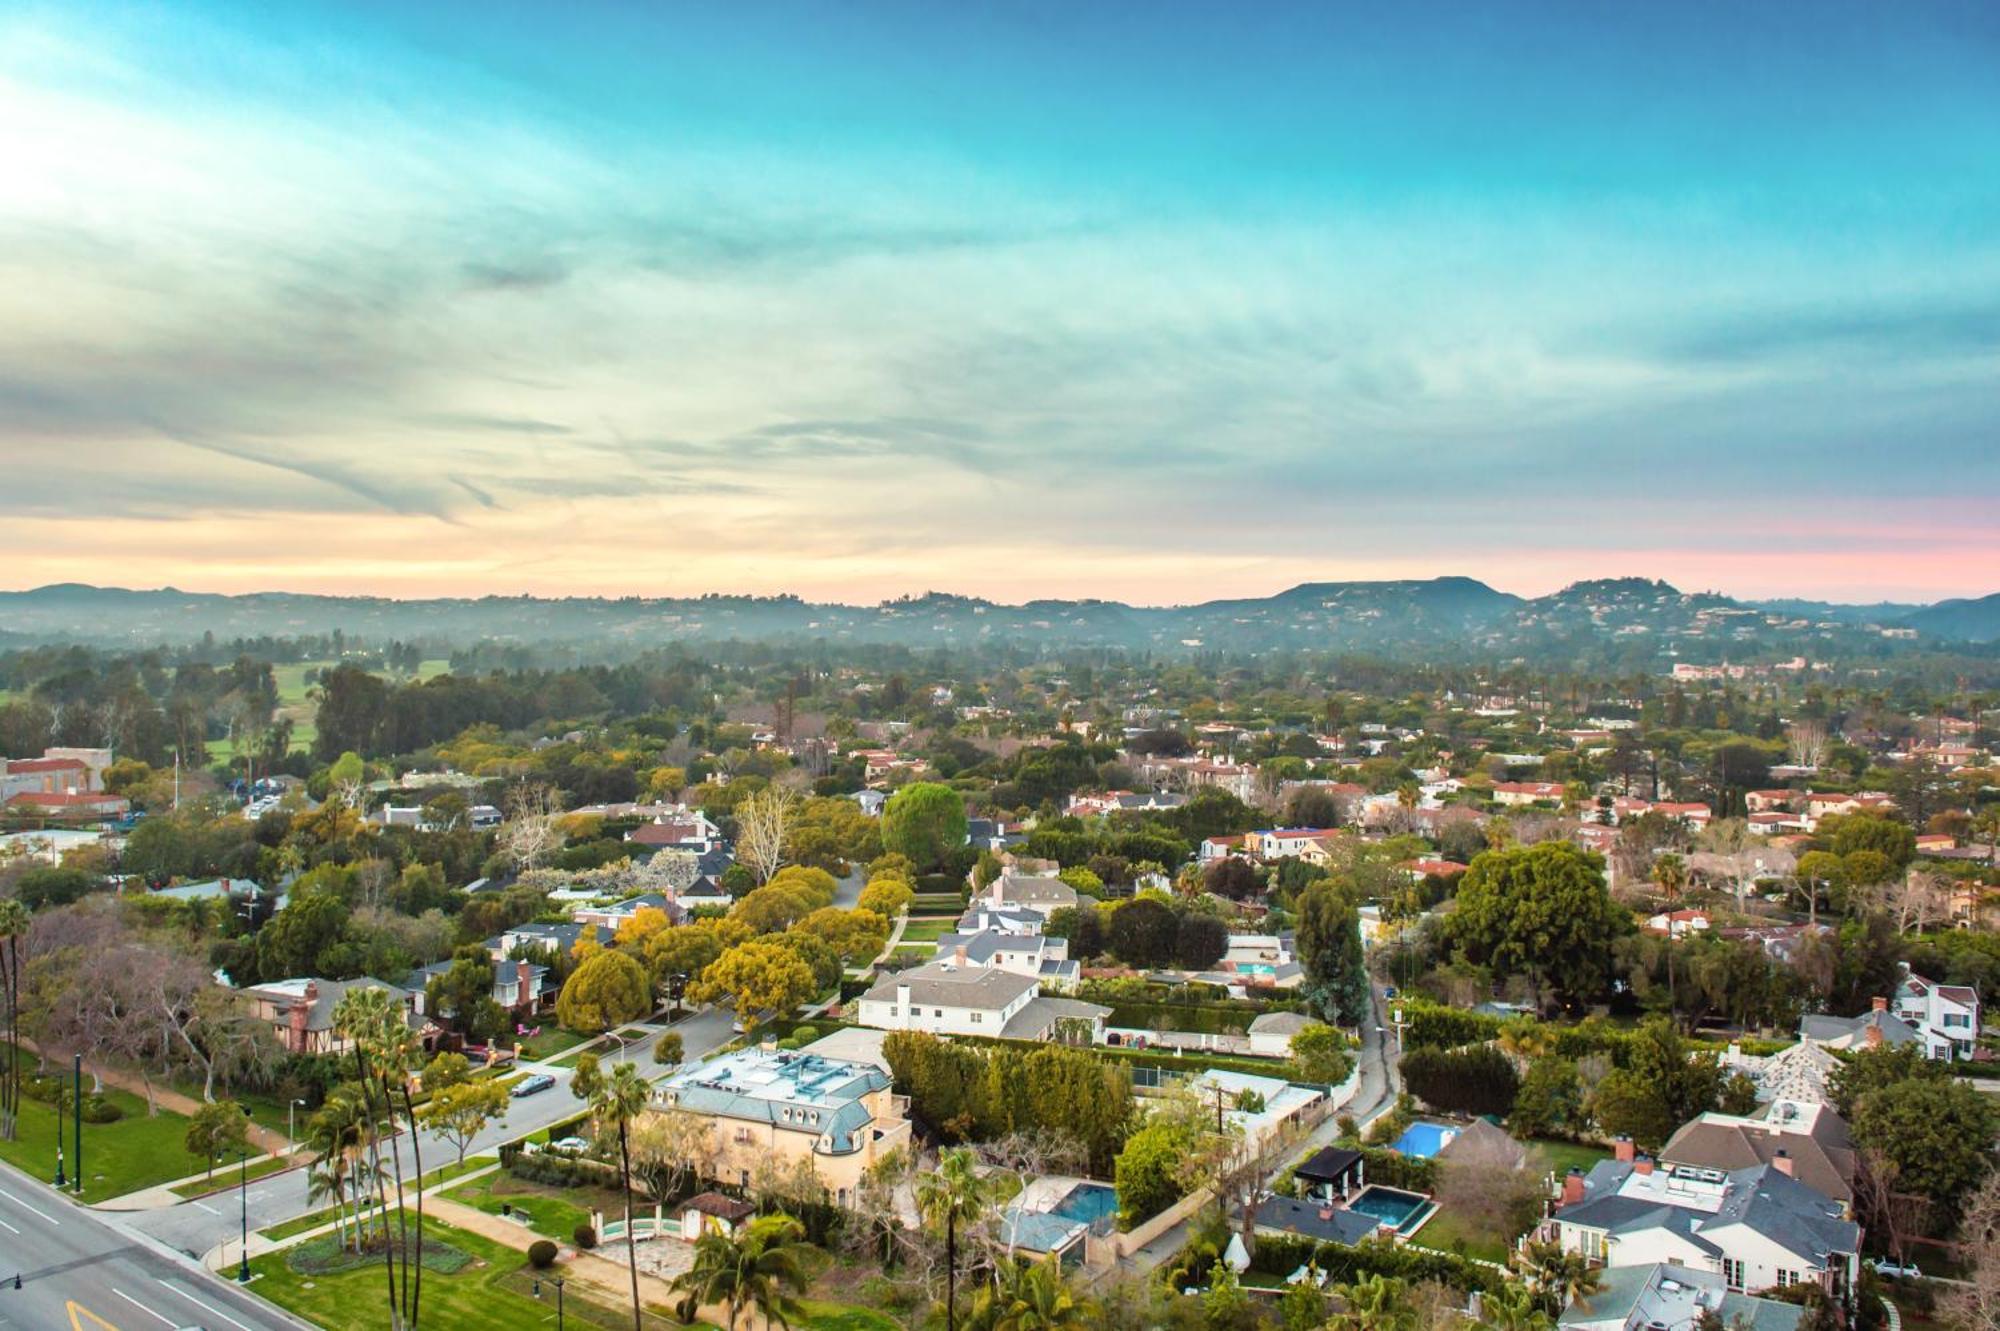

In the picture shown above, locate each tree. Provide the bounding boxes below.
[857,877,914,918]
[1513,1239,1601,1316]
[973,1255,1096,1331]
[335,981,428,1330]
[1114,1117,1198,1226]
[653,1031,684,1065]
[185,1099,249,1181]
[556,951,652,1034]
[1945,1168,2000,1331]
[671,1212,823,1331]
[1174,910,1230,969]
[1296,882,1369,1025]
[643,925,725,991]
[1450,843,1628,1008]
[914,1148,990,1331]
[730,882,816,934]
[882,782,969,870]
[0,898,22,1141]
[1288,1022,1352,1085]
[424,951,507,1042]
[1107,898,1178,968]
[688,940,815,1021]
[1829,1043,1948,1118]
[588,1060,653,1331]
[498,782,566,870]
[327,750,367,809]
[1851,1075,1998,1214]
[1590,1069,1675,1153]
[794,906,891,963]
[1401,1046,1520,1118]
[1204,857,1261,901]
[420,1052,471,1094]
[627,1105,714,1204]
[417,1078,507,1166]
[735,785,799,884]
[1509,1057,1582,1140]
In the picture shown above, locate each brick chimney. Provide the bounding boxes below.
[1865,1023,1883,1048]
[1614,1136,1635,1163]
[1773,1148,1793,1178]
[1319,1206,1335,1221]
[954,944,968,967]
[1634,1156,1655,1176]
[1872,996,1888,1013]
[1561,1169,1586,1206]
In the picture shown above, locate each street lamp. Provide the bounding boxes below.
[667,972,688,1022]
[288,1098,308,1156]
[533,1275,565,1329]
[237,1103,254,1283]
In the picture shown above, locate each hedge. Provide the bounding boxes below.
[503,1151,622,1190]
[1107,1003,1258,1035]
[1245,1234,1497,1292]
[1357,1148,1437,1193]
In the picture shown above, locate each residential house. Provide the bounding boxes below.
[1893,970,1980,1059]
[1492,781,1566,807]
[1660,1105,1857,1210]
[1291,1145,1367,1202]
[244,977,418,1055]
[573,893,676,932]
[1544,1152,1861,1298]
[408,956,546,1025]
[856,961,1109,1041]
[1253,1195,1381,1247]
[986,872,1078,918]
[652,1047,913,1207]
[1800,993,1970,1060]
[1557,1262,1804,1331]
[931,928,1079,991]
[1247,1010,1314,1058]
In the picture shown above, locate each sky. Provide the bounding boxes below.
[3,1,1998,606]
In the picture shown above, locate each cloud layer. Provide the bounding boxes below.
[2,2,1997,603]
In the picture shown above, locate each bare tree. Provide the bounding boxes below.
[735,785,798,884]
[1947,1168,2000,1331]
[1785,720,1828,771]
[626,1108,717,1203]
[636,849,700,897]
[1888,869,1954,936]
[498,782,566,870]
[973,1129,1087,1261]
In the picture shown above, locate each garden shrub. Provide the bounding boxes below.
[572,1223,597,1249]
[527,1239,558,1269]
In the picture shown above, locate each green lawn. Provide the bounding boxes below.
[443,1171,625,1242]
[171,1152,300,1200]
[800,1302,904,1331]
[1413,1206,1511,1264]
[1531,1138,1611,1178]
[256,1155,495,1243]
[247,1214,700,1330]
[517,1026,591,1062]
[0,1088,201,1202]
[896,916,956,943]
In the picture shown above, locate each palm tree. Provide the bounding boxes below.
[973,1257,1095,1331]
[1651,853,1688,1027]
[1329,1273,1416,1331]
[335,984,421,1330]
[1514,1239,1601,1315]
[914,1147,990,1331]
[1477,1280,1554,1331]
[1496,1016,1555,1072]
[591,1060,653,1331]
[0,898,27,1143]
[671,1212,823,1331]
[305,1088,368,1251]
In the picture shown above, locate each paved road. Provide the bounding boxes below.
[0,1158,305,1331]
[831,866,864,910]
[123,1005,736,1263]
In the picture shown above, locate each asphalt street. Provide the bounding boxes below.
[0,1158,306,1331]
[122,1005,735,1263]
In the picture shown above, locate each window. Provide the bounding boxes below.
[1578,1229,1605,1261]
[1723,1260,1745,1291]
[934,1008,944,1018]
[971,1012,983,1023]
[1947,1013,1969,1028]
[1776,1270,1800,1288]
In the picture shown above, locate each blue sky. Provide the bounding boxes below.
[2,1,1997,602]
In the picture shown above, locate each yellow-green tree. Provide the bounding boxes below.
[557,950,652,1034]
[688,940,815,1023]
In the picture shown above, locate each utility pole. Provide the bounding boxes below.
[72,1054,82,1193]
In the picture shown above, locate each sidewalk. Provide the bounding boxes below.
[97,1152,304,1212]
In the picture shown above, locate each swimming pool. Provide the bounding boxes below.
[1050,1182,1119,1235]
[1347,1185,1434,1235]
[1390,1121,1457,1158]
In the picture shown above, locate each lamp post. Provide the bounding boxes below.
[71,1054,82,1194]
[236,1103,254,1283]
[533,1275,565,1330]
[288,1098,307,1156]
[667,972,688,1022]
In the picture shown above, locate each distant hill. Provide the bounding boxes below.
[1900,593,2000,643]
[0,578,1991,662]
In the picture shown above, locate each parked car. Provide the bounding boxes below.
[547,1136,590,1154]
[1873,1258,1921,1280]
[511,1073,556,1098]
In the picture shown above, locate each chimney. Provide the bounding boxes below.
[1561,1169,1586,1206]
[1773,1149,1793,1178]
[1319,1207,1335,1221]
[1872,996,1888,1013]
[1634,1156,1655,1177]
[1865,1024,1883,1048]
[954,944,968,967]
[897,983,912,1027]
[1614,1136,1635,1163]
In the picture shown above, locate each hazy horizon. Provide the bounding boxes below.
[5,2,1997,604]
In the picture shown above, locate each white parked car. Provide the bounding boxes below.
[1873,1258,1921,1280]
[547,1137,591,1154]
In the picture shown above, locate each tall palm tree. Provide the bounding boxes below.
[335,984,422,1330]
[914,1147,990,1331]
[1651,853,1687,1028]
[0,898,27,1143]
[305,1088,368,1251]
[973,1257,1095,1331]
[592,1060,653,1331]
[671,1212,822,1331]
